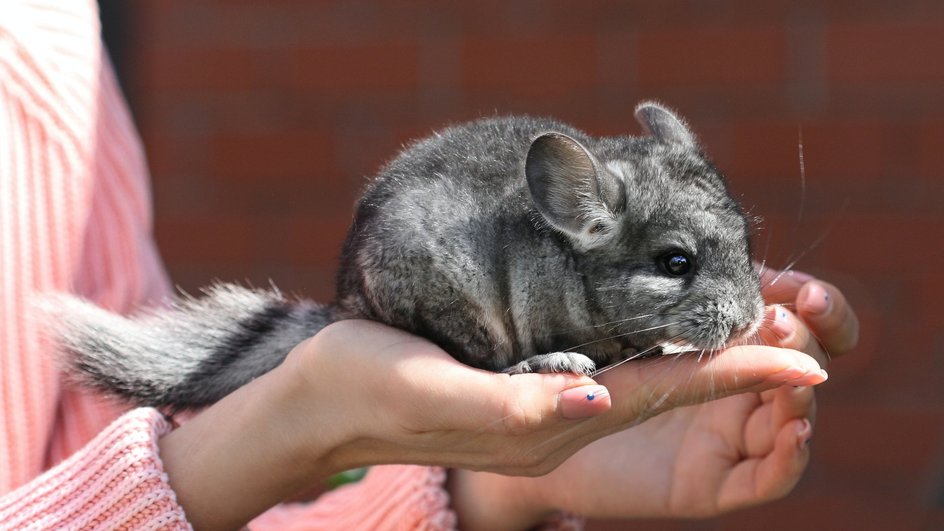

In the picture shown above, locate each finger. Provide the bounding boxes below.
[771,386,816,429]
[720,417,813,512]
[596,346,827,420]
[757,305,829,368]
[744,386,815,456]
[795,280,860,357]
[426,368,604,434]
[757,266,816,305]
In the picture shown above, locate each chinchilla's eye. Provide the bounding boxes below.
[659,252,693,276]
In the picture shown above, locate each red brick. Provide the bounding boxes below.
[799,122,886,181]
[244,216,351,268]
[808,213,941,272]
[727,119,886,183]
[636,27,788,89]
[155,216,254,264]
[252,216,349,302]
[135,1,386,50]
[917,120,944,181]
[210,131,336,182]
[460,36,598,101]
[134,48,259,92]
[287,217,350,266]
[828,20,944,84]
[814,405,944,477]
[289,42,420,91]
[918,271,944,328]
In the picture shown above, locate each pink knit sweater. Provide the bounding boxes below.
[0,1,456,528]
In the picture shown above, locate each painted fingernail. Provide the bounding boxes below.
[803,283,832,316]
[767,305,795,342]
[559,385,610,419]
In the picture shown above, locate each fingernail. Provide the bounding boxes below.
[770,367,828,386]
[788,270,816,284]
[767,366,809,384]
[788,369,828,386]
[559,385,610,419]
[803,283,832,316]
[767,305,795,343]
[788,369,829,387]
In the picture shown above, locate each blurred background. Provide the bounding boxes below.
[100,1,943,529]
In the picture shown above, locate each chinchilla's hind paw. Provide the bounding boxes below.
[503,352,596,376]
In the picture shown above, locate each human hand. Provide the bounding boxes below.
[450,268,859,529]
[758,267,860,367]
[280,319,825,475]
[160,316,824,530]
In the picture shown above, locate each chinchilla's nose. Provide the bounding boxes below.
[728,288,764,339]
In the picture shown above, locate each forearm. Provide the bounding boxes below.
[158,358,355,530]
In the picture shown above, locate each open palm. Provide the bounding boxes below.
[542,384,813,518]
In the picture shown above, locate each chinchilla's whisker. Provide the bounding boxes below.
[589,330,689,377]
[763,201,848,289]
[756,221,771,282]
[804,326,834,363]
[565,322,679,353]
[588,349,649,377]
[796,125,807,226]
[551,314,658,336]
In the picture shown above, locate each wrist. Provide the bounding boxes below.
[158,351,351,530]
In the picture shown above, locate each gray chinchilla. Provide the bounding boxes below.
[50,101,764,410]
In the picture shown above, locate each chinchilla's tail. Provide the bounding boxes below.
[43,284,336,410]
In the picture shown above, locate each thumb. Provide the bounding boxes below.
[441,370,612,435]
[596,346,827,419]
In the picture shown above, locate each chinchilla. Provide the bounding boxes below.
[49,101,764,410]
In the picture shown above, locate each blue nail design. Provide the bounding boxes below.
[587,392,595,401]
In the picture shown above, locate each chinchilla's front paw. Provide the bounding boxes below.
[503,352,596,376]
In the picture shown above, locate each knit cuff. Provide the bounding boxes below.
[0,408,190,530]
[250,465,456,530]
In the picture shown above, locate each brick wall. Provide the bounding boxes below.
[120,1,944,528]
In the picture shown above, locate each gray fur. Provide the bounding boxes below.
[51,101,764,409]
[47,285,334,410]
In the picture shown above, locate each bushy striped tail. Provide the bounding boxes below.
[43,284,335,410]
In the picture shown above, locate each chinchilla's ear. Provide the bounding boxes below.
[634,101,697,148]
[525,132,625,249]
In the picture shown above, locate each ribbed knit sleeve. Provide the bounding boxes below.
[0,408,189,529]
[0,0,187,527]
